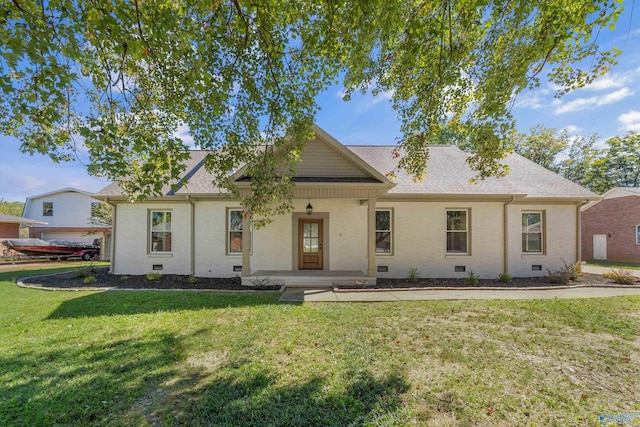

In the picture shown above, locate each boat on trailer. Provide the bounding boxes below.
[1,238,100,261]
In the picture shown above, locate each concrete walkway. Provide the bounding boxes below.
[279,286,640,303]
[278,265,640,303]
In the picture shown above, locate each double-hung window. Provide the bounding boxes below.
[375,209,392,254]
[446,209,469,254]
[522,211,543,253]
[150,210,172,253]
[228,209,244,254]
[43,202,53,217]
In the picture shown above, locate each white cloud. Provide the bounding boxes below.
[368,88,394,106]
[563,125,581,134]
[513,93,543,110]
[174,123,196,148]
[583,74,632,91]
[337,86,395,114]
[354,88,394,114]
[554,87,633,114]
[0,171,43,201]
[0,165,108,203]
[618,110,640,132]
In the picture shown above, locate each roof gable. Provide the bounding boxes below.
[230,125,390,184]
[26,187,94,201]
[602,187,640,199]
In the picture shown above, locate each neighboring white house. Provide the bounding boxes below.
[96,125,598,284]
[23,188,111,257]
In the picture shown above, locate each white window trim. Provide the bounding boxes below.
[636,225,640,245]
[522,211,544,254]
[445,208,470,255]
[227,208,243,255]
[226,208,253,256]
[375,208,393,256]
[149,210,172,254]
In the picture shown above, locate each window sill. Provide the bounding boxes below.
[445,253,471,257]
[521,253,545,257]
[148,253,173,258]
[375,253,393,257]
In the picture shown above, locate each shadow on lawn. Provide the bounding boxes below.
[162,360,411,426]
[0,331,191,426]
[46,290,288,319]
[1,335,411,426]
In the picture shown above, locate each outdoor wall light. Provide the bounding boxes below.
[306,202,313,215]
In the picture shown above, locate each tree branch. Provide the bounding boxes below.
[11,0,25,13]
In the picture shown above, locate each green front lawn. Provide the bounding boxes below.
[1,264,639,426]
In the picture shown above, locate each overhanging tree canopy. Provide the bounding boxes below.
[1,0,623,222]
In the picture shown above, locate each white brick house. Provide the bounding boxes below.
[96,125,597,284]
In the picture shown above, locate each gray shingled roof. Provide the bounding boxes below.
[0,213,46,224]
[97,144,597,199]
[97,151,230,197]
[347,145,597,199]
[607,187,640,196]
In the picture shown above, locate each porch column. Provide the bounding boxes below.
[242,211,251,277]
[367,197,377,277]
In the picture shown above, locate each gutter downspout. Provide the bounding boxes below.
[576,200,589,262]
[106,198,116,274]
[503,197,515,275]
[188,196,195,276]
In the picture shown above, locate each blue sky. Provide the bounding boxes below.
[1,6,639,203]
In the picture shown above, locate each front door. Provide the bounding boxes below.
[298,219,323,269]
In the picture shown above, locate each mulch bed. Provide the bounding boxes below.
[338,273,618,289]
[19,267,628,290]
[21,267,281,291]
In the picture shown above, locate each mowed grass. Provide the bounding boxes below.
[1,265,639,426]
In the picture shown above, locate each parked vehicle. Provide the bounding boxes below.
[1,238,100,261]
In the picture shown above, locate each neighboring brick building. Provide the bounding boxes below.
[0,213,46,256]
[581,187,640,262]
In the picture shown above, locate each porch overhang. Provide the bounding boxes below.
[235,182,394,199]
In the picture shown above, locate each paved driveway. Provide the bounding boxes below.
[582,264,640,277]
